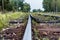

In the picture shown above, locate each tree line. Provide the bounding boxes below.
[0,0,60,12]
[0,0,30,12]
[43,0,60,12]
[33,0,60,12]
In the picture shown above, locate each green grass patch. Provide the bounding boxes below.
[0,12,29,31]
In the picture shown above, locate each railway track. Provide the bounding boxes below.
[31,14,60,40]
[0,15,28,40]
[0,14,60,40]
[0,15,32,40]
[23,15,32,40]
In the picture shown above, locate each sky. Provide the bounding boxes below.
[24,0,44,11]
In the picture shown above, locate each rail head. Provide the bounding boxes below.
[23,15,32,40]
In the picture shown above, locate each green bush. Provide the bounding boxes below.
[0,12,29,31]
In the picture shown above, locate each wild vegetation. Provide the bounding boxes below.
[31,13,60,40]
[0,12,29,30]
[31,13,60,22]
[0,0,60,40]
[0,12,29,40]
[43,0,60,12]
[0,0,30,12]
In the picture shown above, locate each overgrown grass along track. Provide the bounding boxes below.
[0,12,29,30]
[0,12,29,40]
[31,13,60,40]
[31,12,60,17]
[31,13,60,23]
[32,20,60,40]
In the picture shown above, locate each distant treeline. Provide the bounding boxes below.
[0,0,30,12]
[43,0,60,12]
[33,0,60,12]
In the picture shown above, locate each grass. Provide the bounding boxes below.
[31,12,60,17]
[0,12,29,31]
[31,12,60,40]
[31,13,60,21]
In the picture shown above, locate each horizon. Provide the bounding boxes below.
[24,0,44,11]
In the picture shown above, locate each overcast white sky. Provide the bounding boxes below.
[24,0,44,11]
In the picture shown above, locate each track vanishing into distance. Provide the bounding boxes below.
[23,15,32,40]
[23,14,60,40]
[1,14,60,40]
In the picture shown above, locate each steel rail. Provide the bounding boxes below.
[23,15,32,40]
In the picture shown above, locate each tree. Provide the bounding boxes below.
[43,0,60,12]
[51,0,60,12]
[0,0,2,6]
[1,0,4,12]
[1,0,12,11]
[0,0,24,12]
[22,3,30,12]
[4,0,10,11]
[43,0,52,12]
[9,0,24,11]
[33,9,42,12]
[0,0,31,12]
[33,9,37,12]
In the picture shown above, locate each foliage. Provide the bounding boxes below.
[32,13,60,21]
[10,0,24,11]
[0,0,30,12]
[33,9,42,12]
[0,12,29,31]
[43,0,53,12]
[43,0,60,12]
[22,3,30,12]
